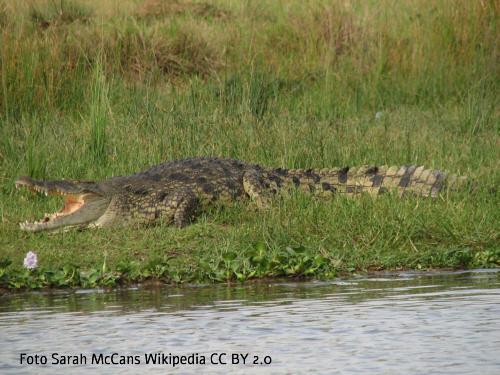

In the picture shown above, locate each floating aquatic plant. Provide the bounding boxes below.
[23,251,38,270]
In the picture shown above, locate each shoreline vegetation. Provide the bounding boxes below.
[0,0,498,289]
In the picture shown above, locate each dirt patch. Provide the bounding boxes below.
[136,0,231,20]
[30,1,92,29]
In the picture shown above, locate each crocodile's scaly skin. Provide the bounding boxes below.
[15,157,467,231]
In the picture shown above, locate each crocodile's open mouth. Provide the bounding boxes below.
[16,185,85,230]
[15,176,109,232]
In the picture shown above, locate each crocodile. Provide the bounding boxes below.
[15,157,467,232]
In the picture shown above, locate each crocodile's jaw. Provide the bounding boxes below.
[15,177,111,232]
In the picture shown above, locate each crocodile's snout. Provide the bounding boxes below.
[15,177,109,232]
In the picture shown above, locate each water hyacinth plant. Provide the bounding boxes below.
[23,251,38,270]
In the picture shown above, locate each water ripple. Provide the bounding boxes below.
[0,269,499,374]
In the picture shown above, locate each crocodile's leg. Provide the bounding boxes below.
[168,191,199,228]
[135,190,200,227]
[243,169,270,208]
[91,190,199,228]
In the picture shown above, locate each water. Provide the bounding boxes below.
[1,269,499,374]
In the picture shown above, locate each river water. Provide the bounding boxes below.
[1,269,499,374]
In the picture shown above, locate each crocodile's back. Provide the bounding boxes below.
[131,157,251,201]
[132,158,465,200]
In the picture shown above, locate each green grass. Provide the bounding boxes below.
[0,0,498,288]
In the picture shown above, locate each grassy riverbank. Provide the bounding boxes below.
[0,0,499,288]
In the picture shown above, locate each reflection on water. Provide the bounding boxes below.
[1,269,499,374]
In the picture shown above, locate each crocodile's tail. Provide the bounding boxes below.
[269,165,468,198]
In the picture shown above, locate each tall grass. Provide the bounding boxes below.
[0,0,497,116]
[87,54,110,163]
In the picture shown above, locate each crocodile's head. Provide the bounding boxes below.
[15,176,111,232]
